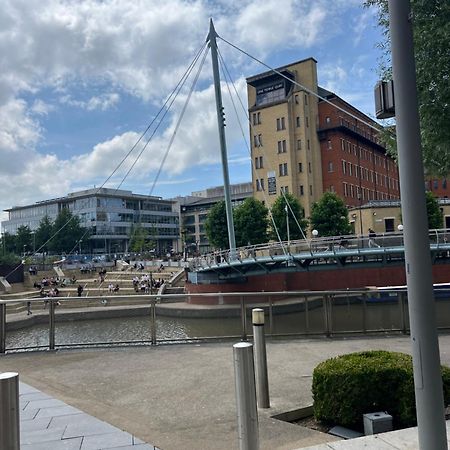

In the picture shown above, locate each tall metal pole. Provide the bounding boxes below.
[252,308,270,408]
[388,2,447,448]
[207,19,237,260]
[285,205,290,246]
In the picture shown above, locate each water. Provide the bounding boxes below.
[5,295,422,351]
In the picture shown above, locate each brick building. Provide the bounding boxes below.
[246,58,400,221]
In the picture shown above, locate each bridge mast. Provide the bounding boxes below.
[207,19,237,261]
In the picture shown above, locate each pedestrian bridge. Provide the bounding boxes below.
[188,230,450,282]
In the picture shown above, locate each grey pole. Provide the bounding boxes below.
[0,372,20,450]
[207,19,237,261]
[49,299,55,350]
[0,303,6,354]
[388,2,447,449]
[252,308,270,408]
[233,342,259,450]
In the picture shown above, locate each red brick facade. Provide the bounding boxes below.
[318,95,400,207]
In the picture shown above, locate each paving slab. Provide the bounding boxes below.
[2,335,450,449]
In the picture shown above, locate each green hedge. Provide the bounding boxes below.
[312,350,450,429]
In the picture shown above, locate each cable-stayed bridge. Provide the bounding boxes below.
[188,230,450,284]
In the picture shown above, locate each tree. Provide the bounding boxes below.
[0,232,16,255]
[425,191,443,229]
[268,193,308,242]
[234,198,269,247]
[205,201,230,250]
[310,192,352,237]
[48,209,85,254]
[15,225,33,255]
[364,0,450,176]
[129,224,149,253]
[35,216,54,253]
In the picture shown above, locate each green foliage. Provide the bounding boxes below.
[129,224,155,253]
[48,209,85,254]
[313,350,450,429]
[16,225,33,254]
[35,216,54,252]
[0,252,21,266]
[364,0,450,176]
[1,232,17,254]
[234,198,269,247]
[425,191,443,229]
[269,193,308,241]
[205,201,230,250]
[310,192,352,237]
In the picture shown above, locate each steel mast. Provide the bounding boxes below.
[207,19,237,261]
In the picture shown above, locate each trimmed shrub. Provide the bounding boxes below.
[312,350,450,429]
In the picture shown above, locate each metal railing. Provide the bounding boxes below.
[190,229,450,270]
[1,288,450,353]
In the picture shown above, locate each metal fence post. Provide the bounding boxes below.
[151,299,157,345]
[233,342,259,450]
[362,293,368,334]
[49,299,55,350]
[252,309,270,409]
[0,372,20,450]
[304,295,309,334]
[323,295,332,337]
[240,296,247,341]
[398,292,407,334]
[0,303,6,354]
[268,296,273,335]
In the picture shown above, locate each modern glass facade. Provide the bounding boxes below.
[2,188,179,254]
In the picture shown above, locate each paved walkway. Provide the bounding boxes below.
[1,335,450,449]
[19,382,158,450]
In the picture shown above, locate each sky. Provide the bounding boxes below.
[0,0,385,225]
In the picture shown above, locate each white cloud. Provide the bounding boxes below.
[60,93,120,111]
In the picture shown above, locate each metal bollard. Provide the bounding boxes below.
[0,372,20,450]
[233,342,259,450]
[49,299,55,350]
[0,303,6,354]
[252,308,270,408]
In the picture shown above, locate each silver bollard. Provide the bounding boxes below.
[233,342,259,450]
[252,308,270,408]
[0,372,20,450]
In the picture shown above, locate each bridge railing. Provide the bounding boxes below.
[2,286,450,352]
[190,229,450,270]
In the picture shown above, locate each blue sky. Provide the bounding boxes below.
[0,0,385,224]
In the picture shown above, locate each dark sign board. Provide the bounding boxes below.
[256,82,283,95]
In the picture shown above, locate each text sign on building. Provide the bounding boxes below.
[267,171,277,195]
[256,82,283,95]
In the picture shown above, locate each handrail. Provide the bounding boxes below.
[2,286,450,354]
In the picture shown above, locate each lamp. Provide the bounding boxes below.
[312,229,319,237]
[397,224,404,231]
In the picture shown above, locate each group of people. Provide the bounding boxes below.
[107,283,120,293]
[131,274,164,293]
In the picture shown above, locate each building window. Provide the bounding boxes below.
[277,140,287,153]
[348,163,352,177]
[255,156,263,169]
[276,117,286,131]
[256,179,265,191]
[342,160,346,174]
[252,112,261,126]
[343,182,348,197]
[299,185,304,196]
[296,116,301,127]
[297,139,302,150]
[305,117,309,128]
[325,116,331,124]
[295,95,299,104]
[304,94,308,105]
[279,163,288,176]
[443,179,447,189]
[309,185,313,195]
[329,185,335,193]
[298,163,303,172]
[280,186,289,194]
[434,179,439,189]
[350,184,354,198]
[253,134,262,147]
[308,162,312,173]
[341,139,345,151]
[327,140,332,150]
[307,139,310,150]
[328,161,333,172]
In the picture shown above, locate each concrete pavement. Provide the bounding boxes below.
[1,335,450,449]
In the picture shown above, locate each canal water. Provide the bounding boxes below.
[6,293,436,351]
